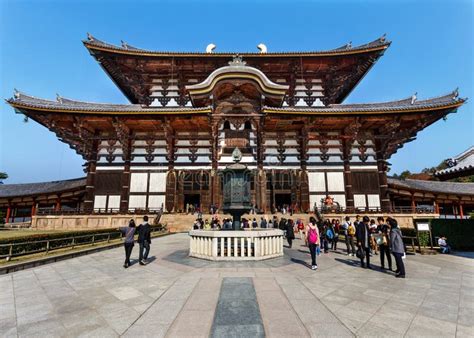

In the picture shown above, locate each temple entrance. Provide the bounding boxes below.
[184,194,200,209]
[275,193,292,211]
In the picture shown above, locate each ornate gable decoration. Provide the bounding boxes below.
[186,55,289,107]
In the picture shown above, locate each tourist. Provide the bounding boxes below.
[356,216,371,268]
[438,236,451,254]
[388,218,406,278]
[268,219,273,228]
[119,219,136,268]
[307,216,320,270]
[342,216,353,256]
[297,218,305,240]
[204,219,211,230]
[347,218,356,256]
[330,219,339,251]
[260,217,267,228]
[369,219,378,256]
[286,219,295,248]
[279,217,287,231]
[377,217,392,270]
[321,220,331,253]
[137,216,151,265]
[192,220,199,230]
[252,218,258,228]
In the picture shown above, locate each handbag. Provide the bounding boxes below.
[356,247,365,259]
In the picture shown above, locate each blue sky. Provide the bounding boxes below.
[1,0,472,184]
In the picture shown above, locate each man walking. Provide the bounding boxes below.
[356,216,371,268]
[137,215,152,265]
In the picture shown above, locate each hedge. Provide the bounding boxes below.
[430,219,474,251]
[0,224,165,257]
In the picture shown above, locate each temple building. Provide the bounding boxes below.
[2,34,470,228]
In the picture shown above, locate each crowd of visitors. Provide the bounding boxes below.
[189,212,406,278]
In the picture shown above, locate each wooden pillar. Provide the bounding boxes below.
[84,135,99,213]
[298,126,309,213]
[31,200,36,217]
[342,139,354,211]
[120,161,131,213]
[459,202,464,219]
[411,194,416,213]
[5,204,11,223]
[55,195,62,212]
[377,159,391,212]
[434,198,440,214]
[210,120,220,208]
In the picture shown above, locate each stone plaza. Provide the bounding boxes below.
[1,233,473,337]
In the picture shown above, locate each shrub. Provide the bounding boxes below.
[0,224,165,257]
[430,219,474,251]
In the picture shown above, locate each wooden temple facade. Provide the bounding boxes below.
[6,35,467,215]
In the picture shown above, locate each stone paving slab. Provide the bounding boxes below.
[1,233,473,338]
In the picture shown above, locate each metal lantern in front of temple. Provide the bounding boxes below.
[222,148,252,230]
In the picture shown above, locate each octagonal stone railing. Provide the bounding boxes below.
[189,229,284,261]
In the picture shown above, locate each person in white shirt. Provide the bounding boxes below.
[438,236,451,254]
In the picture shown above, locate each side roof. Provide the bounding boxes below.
[388,178,474,196]
[0,177,86,199]
[435,146,474,178]
[6,90,465,116]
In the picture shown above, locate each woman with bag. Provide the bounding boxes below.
[388,218,406,278]
[307,217,320,270]
[119,219,136,268]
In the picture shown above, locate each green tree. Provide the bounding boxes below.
[0,172,7,184]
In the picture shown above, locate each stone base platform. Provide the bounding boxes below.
[29,212,437,232]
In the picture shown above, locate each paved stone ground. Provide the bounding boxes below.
[1,233,473,338]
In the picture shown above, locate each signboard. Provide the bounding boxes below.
[417,222,430,231]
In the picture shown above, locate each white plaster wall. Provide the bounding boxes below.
[149,173,167,193]
[148,195,165,209]
[332,194,347,208]
[93,195,107,210]
[354,194,366,208]
[326,172,345,192]
[367,194,381,208]
[108,195,121,210]
[130,173,148,193]
[129,195,147,209]
[308,172,326,192]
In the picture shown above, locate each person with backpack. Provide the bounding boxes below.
[321,220,331,253]
[326,221,335,251]
[345,217,356,256]
[119,219,136,268]
[306,216,320,270]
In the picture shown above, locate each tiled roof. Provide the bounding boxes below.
[6,91,465,115]
[387,178,474,196]
[264,91,465,114]
[435,146,474,177]
[6,92,211,114]
[0,178,86,199]
[83,34,391,57]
